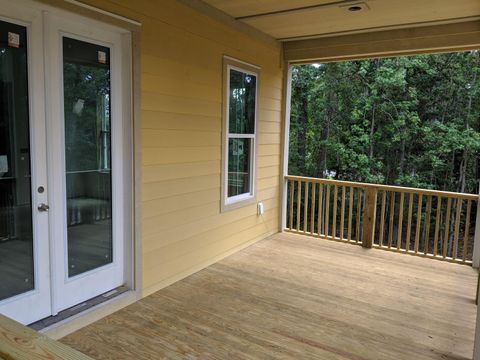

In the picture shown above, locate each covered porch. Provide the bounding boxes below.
[0,0,479,359]
[59,232,477,360]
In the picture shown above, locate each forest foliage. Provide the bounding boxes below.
[289,51,480,194]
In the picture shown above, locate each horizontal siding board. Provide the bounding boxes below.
[142,188,221,219]
[142,73,221,102]
[258,133,281,145]
[141,92,221,116]
[142,201,220,236]
[143,160,220,183]
[141,129,221,148]
[258,155,280,168]
[142,111,220,132]
[258,177,280,191]
[142,199,280,254]
[257,165,280,179]
[258,144,281,156]
[142,146,220,166]
[142,174,220,201]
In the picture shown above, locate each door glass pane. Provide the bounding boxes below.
[63,37,112,277]
[227,138,251,197]
[0,21,34,300]
[229,69,256,134]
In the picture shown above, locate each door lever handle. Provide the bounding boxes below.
[38,203,50,212]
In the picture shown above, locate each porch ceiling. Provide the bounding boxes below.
[201,0,480,41]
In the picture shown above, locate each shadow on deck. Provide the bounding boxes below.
[61,232,478,360]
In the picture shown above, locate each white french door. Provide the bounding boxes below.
[0,3,52,325]
[0,0,129,324]
[45,12,126,315]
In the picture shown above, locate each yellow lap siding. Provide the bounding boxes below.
[142,174,220,201]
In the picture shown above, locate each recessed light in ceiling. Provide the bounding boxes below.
[348,5,363,12]
[339,2,370,13]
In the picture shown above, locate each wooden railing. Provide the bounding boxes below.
[284,175,479,265]
[0,314,92,359]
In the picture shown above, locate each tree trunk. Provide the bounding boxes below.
[369,103,376,160]
[297,97,308,174]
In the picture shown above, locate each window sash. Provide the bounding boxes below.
[222,60,259,211]
[226,137,254,200]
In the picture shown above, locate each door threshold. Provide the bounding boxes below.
[29,286,129,332]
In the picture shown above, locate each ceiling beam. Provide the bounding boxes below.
[284,19,480,63]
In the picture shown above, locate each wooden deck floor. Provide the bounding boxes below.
[61,233,478,360]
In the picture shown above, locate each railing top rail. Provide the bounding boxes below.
[285,175,479,201]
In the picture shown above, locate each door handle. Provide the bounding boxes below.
[38,203,50,212]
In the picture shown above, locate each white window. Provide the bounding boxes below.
[221,57,259,212]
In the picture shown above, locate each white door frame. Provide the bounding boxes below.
[0,2,51,324]
[0,0,133,323]
[44,10,132,314]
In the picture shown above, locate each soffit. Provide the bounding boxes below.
[202,0,480,40]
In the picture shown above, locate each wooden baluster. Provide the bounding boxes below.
[288,180,294,230]
[424,196,432,255]
[317,183,323,237]
[406,193,414,252]
[332,185,338,239]
[414,194,423,254]
[379,191,387,247]
[433,196,442,257]
[303,182,309,233]
[362,187,377,248]
[356,189,362,243]
[453,198,462,261]
[310,183,316,235]
[296,181,301,232]
[387,192,395,248]
[340,186,346,240]
[325,184,331,238]
[443,197,452,258]
[397,192,405,251]
[348,187,353,242]
[463,200,472,262]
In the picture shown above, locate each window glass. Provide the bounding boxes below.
[0,21,34,300]
[229,69,256,134]
[63,37,113,277]
[227,138,251,197]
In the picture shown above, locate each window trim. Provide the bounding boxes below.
[221,56,260,212]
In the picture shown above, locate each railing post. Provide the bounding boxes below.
[362,187,377,249]
[472,192,480,268]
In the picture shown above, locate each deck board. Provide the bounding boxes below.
[61,233,477,360]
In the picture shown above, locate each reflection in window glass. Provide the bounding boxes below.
[0,21,34,301]
[63,37,113,277]
[229,69,256,134]
[225,65,257,202]
[228,138,251,197]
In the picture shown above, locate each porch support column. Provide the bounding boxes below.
[472,191,480,268]
[362,187,377,249]
[280,65,293,231]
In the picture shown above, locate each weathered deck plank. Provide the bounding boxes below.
[0,314,92,360]
[61,233,477,360]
